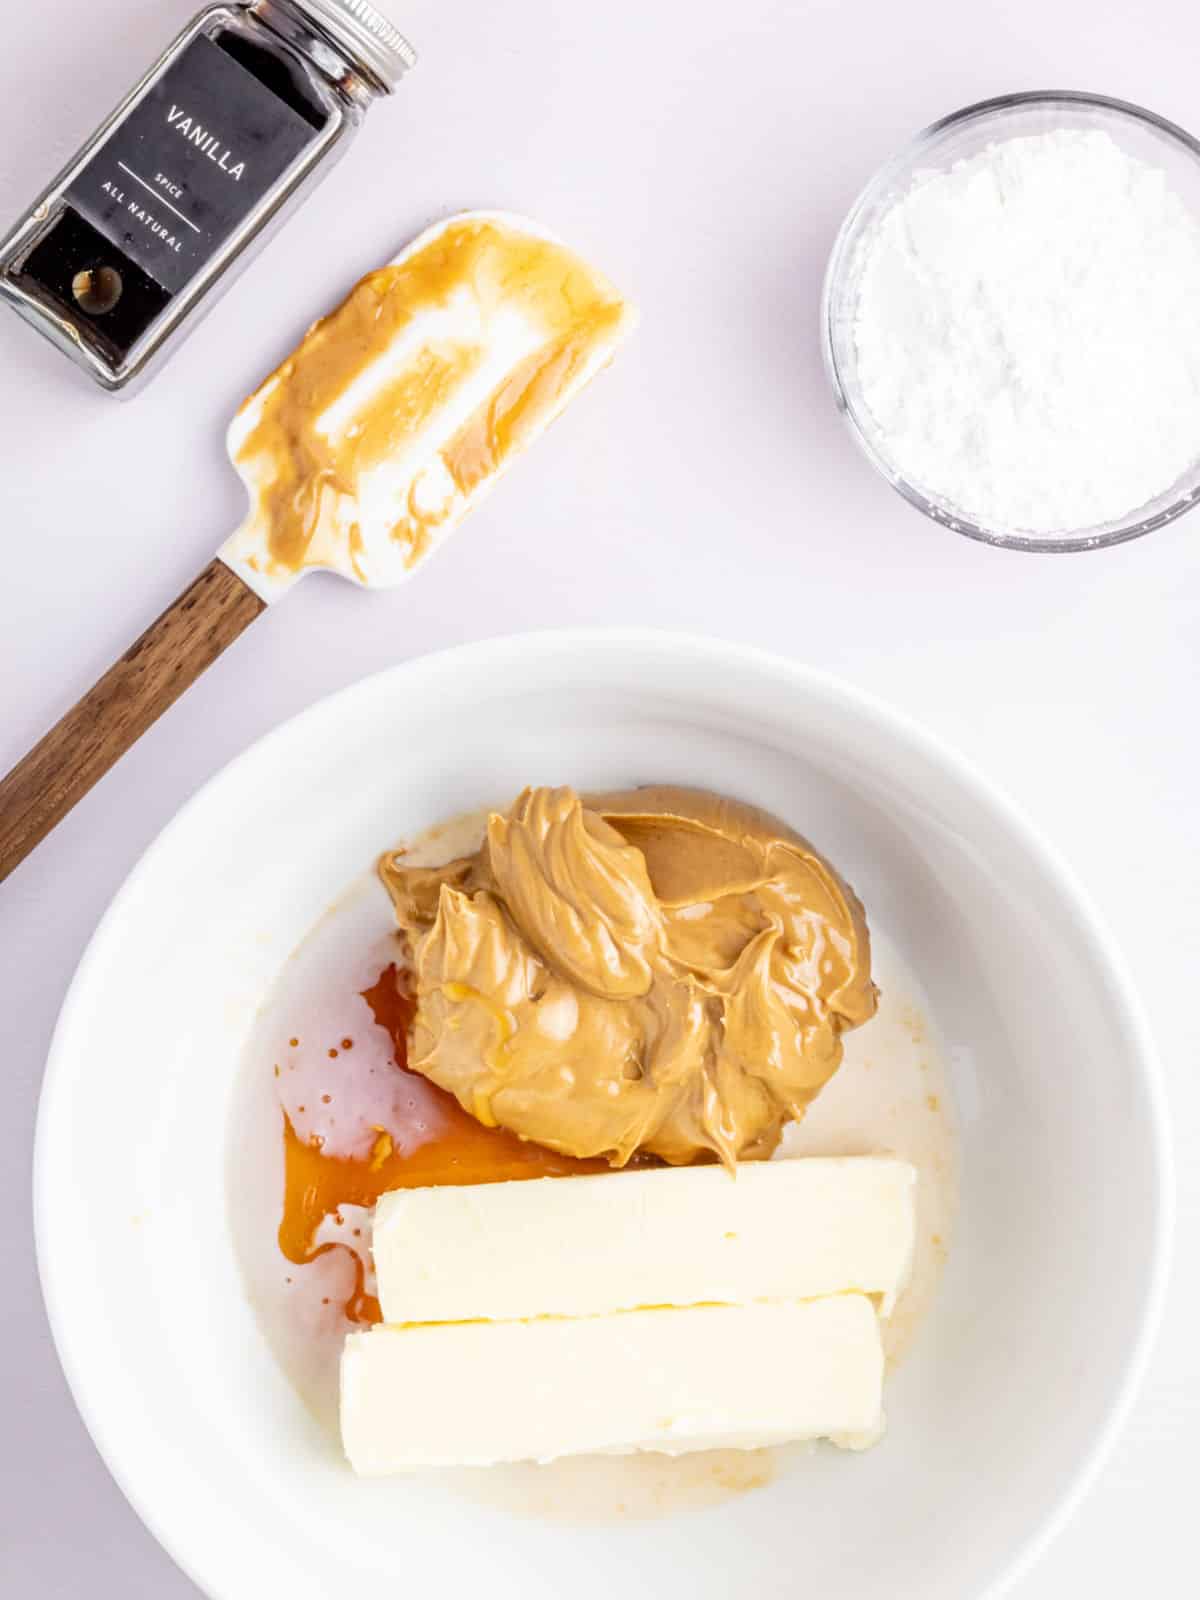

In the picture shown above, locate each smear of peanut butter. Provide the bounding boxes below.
[379,787,877,1168]
[221,215,633,591]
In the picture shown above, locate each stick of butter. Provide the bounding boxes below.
[341,1295,884,1472]
[373,1156,916,1325]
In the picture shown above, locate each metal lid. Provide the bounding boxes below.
[293,0,416,91]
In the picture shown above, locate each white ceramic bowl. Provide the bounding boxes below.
[35,630,1170,1600]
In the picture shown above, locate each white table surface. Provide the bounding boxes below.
[1,0,1195,1592]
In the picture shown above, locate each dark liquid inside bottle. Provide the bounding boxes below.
[9,17,333,365]
[16,209,173,362]
[214,24,330,131]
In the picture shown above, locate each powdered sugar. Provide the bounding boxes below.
[851,129,1200,535]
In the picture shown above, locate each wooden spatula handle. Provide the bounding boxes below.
[0,558,265,884]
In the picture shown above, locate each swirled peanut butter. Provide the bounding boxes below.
[379,787,876,1168]
[220,212,634,599]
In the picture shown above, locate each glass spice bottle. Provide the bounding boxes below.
[0,2,415,394]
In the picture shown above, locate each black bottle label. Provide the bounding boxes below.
[64,33,319,297]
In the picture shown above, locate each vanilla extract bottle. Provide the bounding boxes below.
[0,2,414,393]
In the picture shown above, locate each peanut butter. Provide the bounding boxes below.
[379,786,877,1168]
[221,213,634,595]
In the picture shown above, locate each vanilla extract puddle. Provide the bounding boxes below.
[229,812,959,1520]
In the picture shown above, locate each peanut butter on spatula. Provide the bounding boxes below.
[222,212,634,596]
[0,214,634,881]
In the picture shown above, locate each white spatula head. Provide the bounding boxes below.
[219,212,635,603]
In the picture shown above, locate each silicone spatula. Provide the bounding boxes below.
[0,212,634,881]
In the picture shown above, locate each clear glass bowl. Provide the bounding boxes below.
[822,91,1200,553]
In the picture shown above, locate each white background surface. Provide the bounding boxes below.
[0,0,1195,1593]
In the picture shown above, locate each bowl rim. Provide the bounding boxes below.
[821,89,1200,554]
[32,626,1175,1599]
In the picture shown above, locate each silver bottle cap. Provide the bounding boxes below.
[294,0,417,91]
